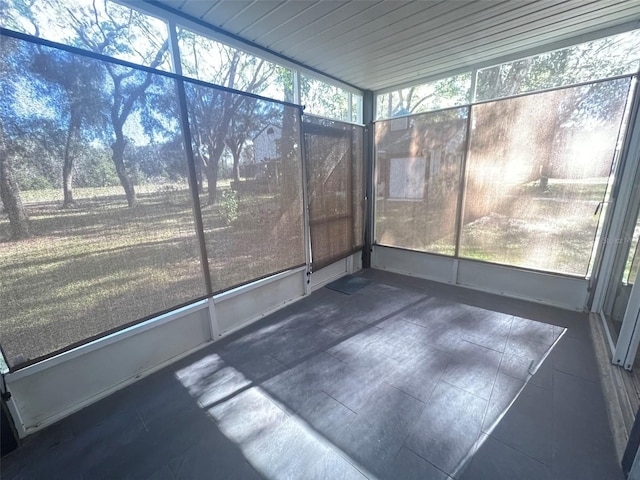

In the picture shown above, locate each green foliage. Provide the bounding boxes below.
[218,188,238,225]
[377,73,471,119]
[16,172,52,190]
[300,74,349,120]
[76,150,120,187]
[476,31,640,101]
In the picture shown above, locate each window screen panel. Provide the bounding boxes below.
[460,78,632,276]
[376,73,472,120]
[184,82,306,292]
[375,108,469,255]
[300,75,350,121]
[351,123,365,249]
[177,26,293,102]
[0,37,205,369]
[303,117,364,270]
[476,30,640,102]
[1,0,171,70]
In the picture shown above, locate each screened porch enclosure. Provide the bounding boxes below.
[1,0,640,478]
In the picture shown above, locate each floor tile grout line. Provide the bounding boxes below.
[479,317,513,432]
[439,378,492,402]
[398,344,455,477]
[403,443,453,479]
[381,380,428,406]
[498,366,553,391]
[320,390,359,415]
[135,410,149,433]
[552,366,599,384]
[488,432,555,469]
[320,348,350,365]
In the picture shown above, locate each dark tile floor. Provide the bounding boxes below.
[1,270,623,479]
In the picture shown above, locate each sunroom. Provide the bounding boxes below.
[2,0,640,478]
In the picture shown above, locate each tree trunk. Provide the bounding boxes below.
[196,155,203,191]
[0,153,30,240]
[62,117,79,208]
[232,151,240,183]
[205,144,220,204]
[112,131,136,207]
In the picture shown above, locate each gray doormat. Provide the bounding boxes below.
[325,275,371,295]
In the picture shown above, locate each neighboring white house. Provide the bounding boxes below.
[240,124,282,178]
[252,124,282,163]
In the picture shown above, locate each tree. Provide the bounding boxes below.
[30,50,106,207]
[225,101,256,183]
[181,30,277,204]
[14,0,172,207]
[378,73,471,119]
[300,75,350,119]
[225,99,281,182]
[477,34,638,191]
[0,122,30,240]
[0,38,31,239]
[102,55,168,207]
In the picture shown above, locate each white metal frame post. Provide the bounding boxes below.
[591,77,640,314]
[299,110,313,295]
[614,268,640,369]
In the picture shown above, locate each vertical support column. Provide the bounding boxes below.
[453,107,474,263]
[207,297,221,340]
[346,254,354,274]
[294,70,301,107]
[168,22,215,337]
[299,111,313,295]
[362,90,375,268]
[449,68,479,283]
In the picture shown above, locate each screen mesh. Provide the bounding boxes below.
[184,82,306,292]
[0,37,205,368]
[476,30,640,102]
[375,108,469,255]
[376,73,471,120]
[1,0,172,70]
[303,117,364,270]
[460,78,632,275]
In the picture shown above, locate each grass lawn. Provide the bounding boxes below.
[376,177,609,276]
[0,181,304,368]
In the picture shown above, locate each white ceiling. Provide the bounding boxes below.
[152,0,640,92]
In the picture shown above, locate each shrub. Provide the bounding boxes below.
[219,189,239,225]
